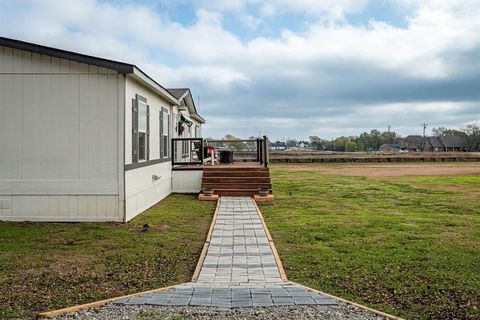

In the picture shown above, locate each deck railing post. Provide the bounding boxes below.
[256,138,260,163]
[263,135,269,168]
[259,138,263,164]
[171,139,175,166]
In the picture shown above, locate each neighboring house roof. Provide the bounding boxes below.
[0,36,179,105]
[401,135,425,149]
[427,136,444,148]
[271,141,286,147]
[167,88,206,124]
[439,135,469,148]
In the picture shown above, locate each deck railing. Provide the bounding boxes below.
[171,138,204,166]
[171,136,270,167]
[206,136,269,167]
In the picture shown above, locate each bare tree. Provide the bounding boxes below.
[463,124,480,151]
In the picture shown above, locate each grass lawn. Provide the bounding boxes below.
[0,194,216,319]
[260,163,480,319]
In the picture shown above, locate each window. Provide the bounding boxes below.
[138,100,147,161]
[132,95,149,163]
[195,125,200,138]
[160,108,170,158]
[173,112,178,137]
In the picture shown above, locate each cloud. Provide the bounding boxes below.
[1,0,480,140]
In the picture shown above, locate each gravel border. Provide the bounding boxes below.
[51,302,387,320]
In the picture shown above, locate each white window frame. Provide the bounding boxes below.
[162,109,169,158]
[137,100,148,162]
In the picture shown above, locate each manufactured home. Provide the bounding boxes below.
[0,37,204,222]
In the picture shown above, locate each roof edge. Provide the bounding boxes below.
[0,36,134,73]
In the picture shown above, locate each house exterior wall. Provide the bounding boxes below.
[172,170,203,193]
[124,76,174,221]
[0,46,124,222]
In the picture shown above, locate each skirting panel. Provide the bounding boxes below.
[0,195,122,222]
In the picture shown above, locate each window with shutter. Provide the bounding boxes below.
[137,97,148,161]
[163,110,169,158]
[159,110,163,158]
[132,99,138,163]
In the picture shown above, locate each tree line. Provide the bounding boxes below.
[305,124,480,152]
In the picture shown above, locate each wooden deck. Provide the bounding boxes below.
[173,161,265,170]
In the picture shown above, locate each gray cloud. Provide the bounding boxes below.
[1,0,480,140]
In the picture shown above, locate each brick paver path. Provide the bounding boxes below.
[115,197,337,308]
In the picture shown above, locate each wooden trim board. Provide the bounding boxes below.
[191,197,221,281]
[252,197,287,281]
[290,281,404,320]
[37,284,177,318]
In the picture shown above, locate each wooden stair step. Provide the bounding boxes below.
[203,167,268,171]
[201,183,272,189]
[213,189,272,196]
[203,172,270,177]
[202,177,271,183]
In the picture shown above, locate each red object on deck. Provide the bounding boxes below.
[207,146,215,155]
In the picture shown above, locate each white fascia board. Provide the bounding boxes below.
[131,67,179,105]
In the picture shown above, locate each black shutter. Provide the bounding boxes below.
[146,105,150,161]
[159,110,163,158]
[166,112,170,157]
[132,99,138,163]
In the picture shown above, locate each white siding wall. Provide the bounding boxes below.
[172,170,203,193]
[125,162,171,221]
[0,46,124,222]
[124,76,173,220]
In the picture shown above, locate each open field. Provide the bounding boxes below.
[260,162,480,319]
[273,162,480,177]
[268,151,480,163]
[0,194,216,319]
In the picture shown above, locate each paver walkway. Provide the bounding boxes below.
[115,197,337,308]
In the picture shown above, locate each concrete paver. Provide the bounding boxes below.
[115,197,337,308]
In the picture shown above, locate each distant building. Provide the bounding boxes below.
[270,141,287,151]
[424,135,470,152]
[401,135,425,151]
[379,144,401,152]
[297,140,310,148]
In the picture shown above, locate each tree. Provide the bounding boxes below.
[309,136,324,150]
[286,139,298,148]
[223,134,245,150]
[432,127,466,137]
[345,140,357,152]
[463,124,480,150]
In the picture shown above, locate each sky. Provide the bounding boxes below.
[1,0,480,141]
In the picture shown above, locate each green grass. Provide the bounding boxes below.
[260,165,480,319]
[0,194,216,319]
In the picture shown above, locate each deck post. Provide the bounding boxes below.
[256,138,261,163]
[263,135,269,168]
[259,138,263,165]
[171,139,175,166]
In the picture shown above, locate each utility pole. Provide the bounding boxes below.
[422,123,428,152]
[388,125,391,144]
